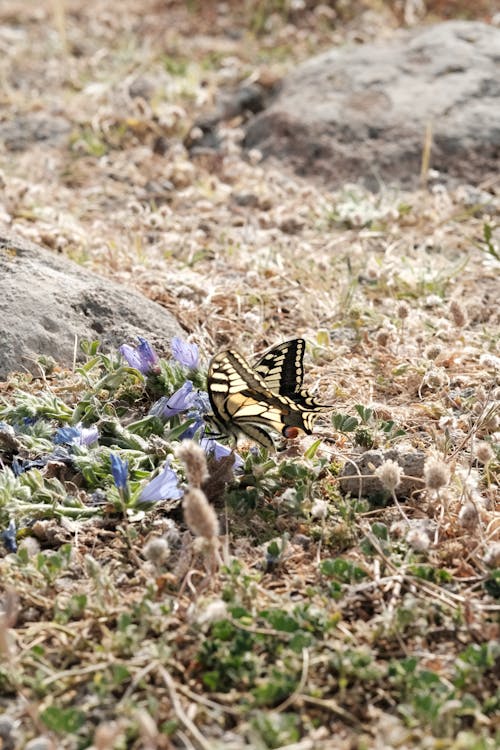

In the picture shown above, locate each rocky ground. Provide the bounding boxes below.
[0,2,499,749]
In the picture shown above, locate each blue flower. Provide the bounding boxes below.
[1,520,17,553]
[200,438,244,471]
[191,391,211,415]
[110,453,129,490]
[178,390,211,439]
[54,426,81,445]
[139,459,183,503]
[54,423,99,447]
[80,425,99,446]
[149,381,195,419]
[171,337,199,369]
[12,456,50,476]
[179,414,206,440]
[120,337,160,375]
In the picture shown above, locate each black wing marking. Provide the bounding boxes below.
[254,338,330,410]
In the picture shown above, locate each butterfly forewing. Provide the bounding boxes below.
[254,338,330,411]
[254,339,305,398]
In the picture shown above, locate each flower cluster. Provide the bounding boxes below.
[0,335,242,548]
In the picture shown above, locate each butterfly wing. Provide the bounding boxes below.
[207,348,322,448]
[254,338,330,411]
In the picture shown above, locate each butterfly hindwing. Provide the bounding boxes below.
[207,340,330,449]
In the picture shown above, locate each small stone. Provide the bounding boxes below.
[339,449,426,499]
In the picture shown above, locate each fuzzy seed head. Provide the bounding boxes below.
[197,599,228,626]
[458,502,479,530]
[376,329,390,347]
[423,367,450,390]
[479,353,500,370]
[482,413,499,433]
[424,457,450,491]
[311,499,328,519]
[475,442,494,465]
[449,299,468,328]
[397,302,410,320]
[183,488,219,539]
[176,440,209,487]
[143,536,169,565]
[18,536,41,558]
[406,528,430,552]
[482,542,500,569]
[375,459,402,493]
[424,344,442,360]
[438,414,456,431]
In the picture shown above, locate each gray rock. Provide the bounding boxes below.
[244,21,500,190]
[339,449,426,500]
[0,114,71,151]
[0,231,183,379]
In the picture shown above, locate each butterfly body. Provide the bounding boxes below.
[207,339,330,449]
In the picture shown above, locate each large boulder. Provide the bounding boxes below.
[0,231,183,379]
[244,21,500,190]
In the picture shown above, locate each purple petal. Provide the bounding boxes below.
[149,381,195,419]
[139,460,183,503]
[179,415,206,440]
[200,438,244,471]
[54,426,82,445]
[1,520,17,553]
[110,453,129,490]
[120,337,160,375]
[171,337,199,369]
[119,343,145,371]
[80,425,99,447]
[54,423,99,447]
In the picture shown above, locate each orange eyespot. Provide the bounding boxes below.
[283,426,300,440]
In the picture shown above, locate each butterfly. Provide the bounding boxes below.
[207,338,330,449]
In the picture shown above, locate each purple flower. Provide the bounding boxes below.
[149,381,195,419]
[80,425,99,446]
[171,337,199,369]
[191,391,211,415]
[179,414,206,440]
[178,390,211,439]
[120,337,160,375]
[139,459,183,503]
[54,423,99,447]
[1,520,17,553]
[110,453,129,490]
[200,438,244,471]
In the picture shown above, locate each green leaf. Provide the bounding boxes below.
[332,413,359,432]
[409,564,452,584]
[261,609,299,633]
[354,404,373,423]
[483,223,500,260]
[371,522,389,540]
[201,670,222,691]
[484,569,500,599]
[288,632,312,652]
[320,557,368,583]
[267,540,282,560]
[304,438,322,460]
[40,706,85,734]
